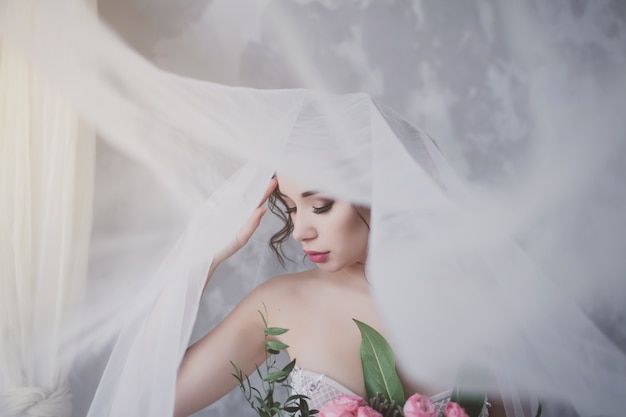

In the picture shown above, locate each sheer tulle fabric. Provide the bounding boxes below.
[0,18,95,416]
[1,1,625,417]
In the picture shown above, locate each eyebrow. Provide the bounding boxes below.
[278,190,318,200]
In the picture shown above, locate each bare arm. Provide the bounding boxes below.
[175,178,278,416]
[174,287,274,417]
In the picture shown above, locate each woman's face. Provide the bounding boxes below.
[277,176,370,272]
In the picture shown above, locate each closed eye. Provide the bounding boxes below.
[313,201,334,214]
[286,206,297,215]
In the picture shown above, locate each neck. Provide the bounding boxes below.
[318,262,368,286]
[343,262,367,281]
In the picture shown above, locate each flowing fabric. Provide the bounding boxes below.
[0,2,96,415]
[0,1,625,417]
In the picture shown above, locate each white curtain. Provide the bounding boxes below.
[0,1,95,416]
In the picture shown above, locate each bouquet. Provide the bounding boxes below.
[233,314,495,417]
[317,393,469,417]
[318,320,485,417]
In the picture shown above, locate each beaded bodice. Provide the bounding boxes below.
[289,366,358,411]
[289,366,489,416]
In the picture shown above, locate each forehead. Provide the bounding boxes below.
[276,176,310,200]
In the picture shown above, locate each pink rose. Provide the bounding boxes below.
[319,395,366,417]
[444,402,470,417]
[356,406,383,417]
[403,393,437,417]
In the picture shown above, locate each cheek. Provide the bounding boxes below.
[337,210,369,250]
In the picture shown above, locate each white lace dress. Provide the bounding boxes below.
[290,366,490,416]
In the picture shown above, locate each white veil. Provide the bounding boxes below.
[1,1,625,417]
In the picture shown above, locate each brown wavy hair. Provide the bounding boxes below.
[267,184,294,266]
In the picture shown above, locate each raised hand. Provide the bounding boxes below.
[206,177,278,286]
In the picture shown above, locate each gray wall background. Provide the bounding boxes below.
[92,2,626,416]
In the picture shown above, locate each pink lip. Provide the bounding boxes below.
[304,250,330,263]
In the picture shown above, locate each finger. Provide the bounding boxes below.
[248,206,267,228]
[258,177,278,207]
[237,206,267,247]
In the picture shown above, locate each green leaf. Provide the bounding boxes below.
[258,308,269,328]
[265,340,289,352]
[256,398,272,417]
[285,394,310,403]
[230,362,244,384]
[299,397,310,417]
[353,319,405,405]
[450,368,488,417]
[265,326,289,336]
[281,359,297,374]
[263,370,289,382]
[284,406,300,413]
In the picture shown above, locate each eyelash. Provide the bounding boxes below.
[286,201,334,215]
[313,201,334,214]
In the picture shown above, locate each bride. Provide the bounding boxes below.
[1,2,625,417]
[175,174,500,417]
[176,175,382,416]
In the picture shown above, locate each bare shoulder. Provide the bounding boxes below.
[245,270,318,301]
[256,269,318,293]
[237,269,318,321]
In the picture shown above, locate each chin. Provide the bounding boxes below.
[315,261,344,273]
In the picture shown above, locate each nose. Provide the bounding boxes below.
[291,212,317,242]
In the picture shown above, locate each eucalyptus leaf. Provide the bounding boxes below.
[265,340,289,352]
[257,398,272,417]
[286,394,310,402]
[263,370,289,382]
[234,311,304,416]
[230,362,243,383]
[277,375,291,384]
[299,397,311,416]
[265,326,289,336]
[258,309,269,328]
[281,358,297,374]
[353,319,405,405]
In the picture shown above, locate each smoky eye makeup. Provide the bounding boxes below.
[284,200,334,215]
[312,200,334,214]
